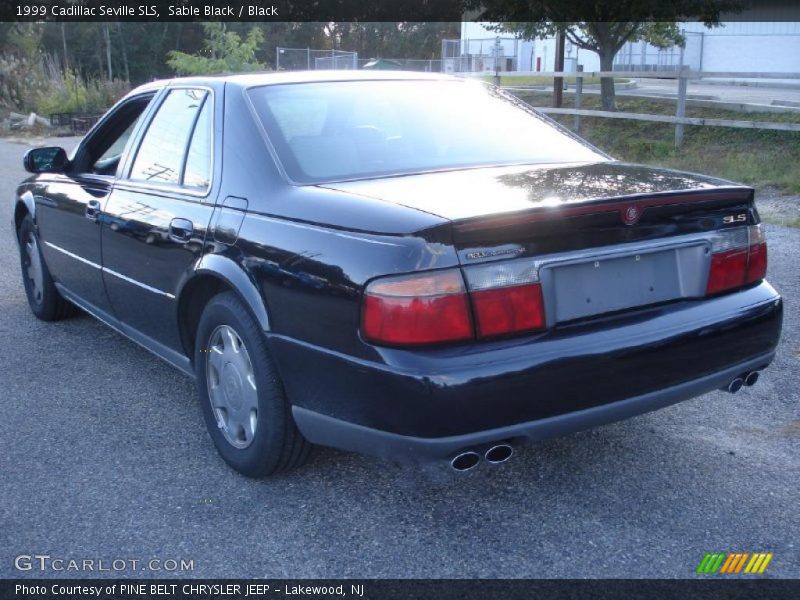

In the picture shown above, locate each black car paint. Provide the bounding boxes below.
[14,74,782,464]
[32,173,115,313]
[272,283,781,439]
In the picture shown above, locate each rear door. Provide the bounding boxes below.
[101,84,221,352]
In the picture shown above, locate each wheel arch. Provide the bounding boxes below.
[14,191,36,242]
[177,254,271,363]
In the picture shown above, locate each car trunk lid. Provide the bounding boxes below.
[321,159,754,256]
[318,160,746,220]
[326,161,759,329]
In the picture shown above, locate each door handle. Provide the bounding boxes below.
[169,218,194,243]
[85,200,101,221]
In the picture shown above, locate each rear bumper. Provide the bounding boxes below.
[268,281,782,463]
[292,350,774,463]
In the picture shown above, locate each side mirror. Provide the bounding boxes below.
[23,147,68,174]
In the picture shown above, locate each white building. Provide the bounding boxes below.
[458,5,800,74]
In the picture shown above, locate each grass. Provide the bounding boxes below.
[512,91,800,193]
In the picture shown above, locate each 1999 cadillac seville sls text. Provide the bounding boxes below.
[14,72,782,476]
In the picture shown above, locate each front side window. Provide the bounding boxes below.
[247,80,606,184]
[129,88,210,189]
[90,115,143,177]
[72,94,154,176]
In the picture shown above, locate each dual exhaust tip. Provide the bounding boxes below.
[451,370,763,470]
[451,370,762,469]
[451,444,513,472]
[725,370,760,394]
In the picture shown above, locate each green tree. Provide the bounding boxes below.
[167,23,265,75]
[468,0,748,110]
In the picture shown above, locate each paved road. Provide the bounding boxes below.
[0,137,798,579]
[630,79,800,107]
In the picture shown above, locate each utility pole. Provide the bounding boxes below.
[574,65,584,133]
[493,36,502,86]
[675,68,688,148]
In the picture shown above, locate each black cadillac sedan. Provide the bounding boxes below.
[14,72,782,476]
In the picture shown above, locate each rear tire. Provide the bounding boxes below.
[195,292,311,477]
[18,214,75,321]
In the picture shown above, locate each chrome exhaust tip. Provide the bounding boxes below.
[744,371,760,387]
[727,377,744,394]
[484,444,514,464]
[450,451,481,472]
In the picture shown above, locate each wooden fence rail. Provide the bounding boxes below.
[468,70,800,146]
[465,71,800,80]
[537,108,800,132]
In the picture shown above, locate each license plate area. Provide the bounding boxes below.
[541,243,709,324]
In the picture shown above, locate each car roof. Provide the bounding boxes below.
[126,70,462,96]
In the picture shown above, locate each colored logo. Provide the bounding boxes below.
[622,205,642,225]
[696,552,773,575]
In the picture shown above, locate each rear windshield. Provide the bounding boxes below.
[247,80,606,184]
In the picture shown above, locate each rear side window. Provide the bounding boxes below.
[129,88,211,189]
[183,99,213,190]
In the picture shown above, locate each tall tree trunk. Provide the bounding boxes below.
[60,23,69,71]
[598,46,616,111]
[117,23,130,82]
[96,35,104,79]
[103,24,113,79]
[174,24,183,51]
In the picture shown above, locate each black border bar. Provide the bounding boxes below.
[4,0,466,22]
[3,0,800,22]
[3,580,800,600]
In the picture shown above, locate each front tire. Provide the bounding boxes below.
[18,214,75,321]
[195,292,310,477]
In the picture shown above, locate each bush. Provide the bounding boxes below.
[0,54,49,112]
[35,68,129,116]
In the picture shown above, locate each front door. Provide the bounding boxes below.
[35,95,154,314]
[101,85,220,352]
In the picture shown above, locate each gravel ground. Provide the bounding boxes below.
[0,136,798,579]
[757,186,800,226]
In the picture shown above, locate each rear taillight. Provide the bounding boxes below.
[362,260,547,346]
[745,225,768,284]
[706,224,768,295]
[361,270,473,345]
[463,261,545,338]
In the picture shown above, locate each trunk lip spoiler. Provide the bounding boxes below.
[453,187,754,233]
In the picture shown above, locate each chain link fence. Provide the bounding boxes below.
[613,32,705,72]
[275,48,358,71]
[441,38,520,74]
[355,58,442,72]
[275,47,442,73]
[277,40,519,75]
[277,39,523,74]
